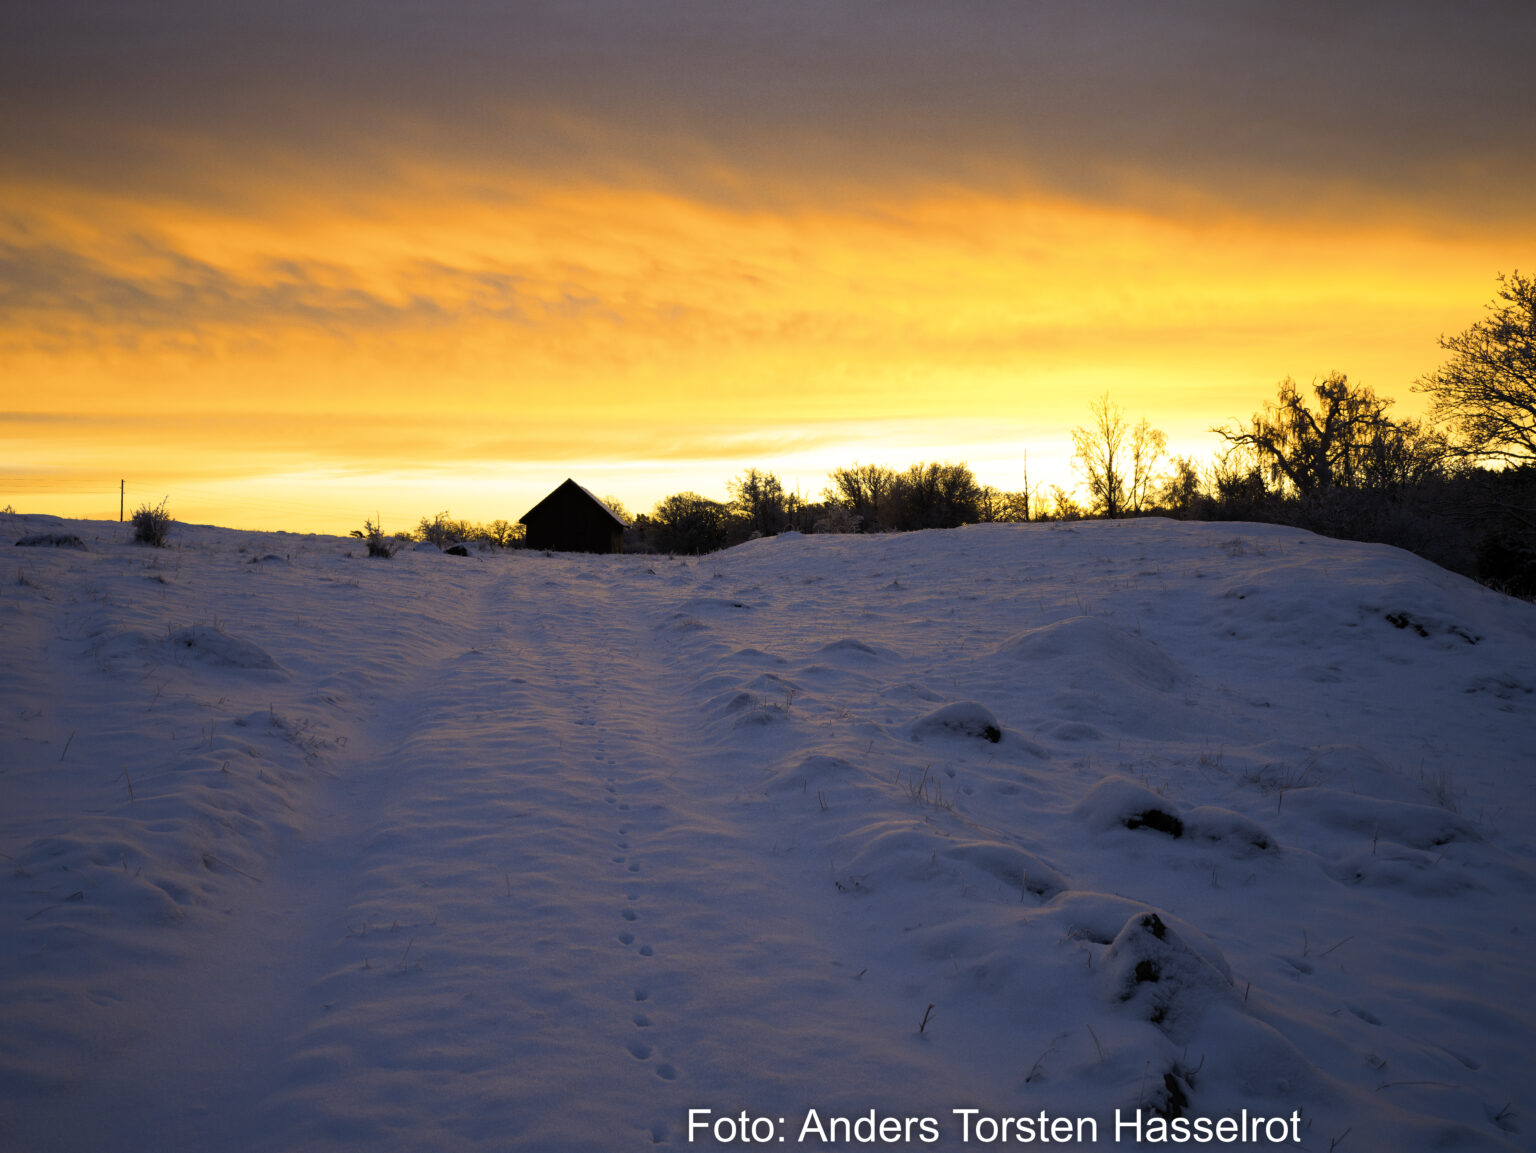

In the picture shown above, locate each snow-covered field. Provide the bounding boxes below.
[2,513,1533,1152]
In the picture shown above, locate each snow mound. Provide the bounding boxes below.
[1048,719,1104,742]
[1027,890,1158,944]
[909,701,1003,744]
[1184,806,1278,855]
[992,616,1186,691]
[1326,845,1484,897]
[814,637,893,662]
[675,596,753,616]
[1075,782,1279,855]
[1076,777,1184,837]
[1282,788,1480,849]
[941,839,1064,897]
[660,613,708,634]
[712,688,789,730]
[724,647,786,665]
[764,754,857,793]
[170,625,284,674]
[1102,911,1234,1039]
[836,822,1062,897]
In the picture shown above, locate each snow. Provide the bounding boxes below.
[1,513,1533,1151]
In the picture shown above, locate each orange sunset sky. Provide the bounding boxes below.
[3,2,1535,534]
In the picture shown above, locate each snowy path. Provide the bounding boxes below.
[3,516,1535,1152]
[8,555,956,1150]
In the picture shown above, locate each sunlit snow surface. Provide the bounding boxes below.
[2,514,1533,1152]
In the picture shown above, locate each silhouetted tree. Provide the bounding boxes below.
[623,512,655,552]
[990,490,1033,522]
[1127,417,1168,514]
[1355,419,1452,492]
[1415,271,1536,466]
[487,519,523,547]
[727,468,789,537]
[977,485,1006,522]
[1072,396,1163,518]
[652,492,729,554]
[1157,456,1203,518]
[812,504,860,533]
[825,463,897,531]
[1040,485,1085,521]
[1207,444,1272,519]
[1072,395,1128,518]
[892,461,982,530]
[1213,374,1418,495]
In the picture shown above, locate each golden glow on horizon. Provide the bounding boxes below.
[3,156,1527,533]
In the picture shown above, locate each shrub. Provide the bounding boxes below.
[350,518,397,557]
[417,510,460,548]
[131,499,172,547]
[414,511,523,549]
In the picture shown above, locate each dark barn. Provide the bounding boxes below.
[519,479,628,554]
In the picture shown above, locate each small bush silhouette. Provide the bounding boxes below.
[131,499,172,547]
[351,518,397,557]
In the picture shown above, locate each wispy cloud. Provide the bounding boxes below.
[5,3,1535,219]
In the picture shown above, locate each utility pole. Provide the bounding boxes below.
[120,479,124,522]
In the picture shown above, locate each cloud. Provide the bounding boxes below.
[0,239,533,343]
[4,2,1534,222]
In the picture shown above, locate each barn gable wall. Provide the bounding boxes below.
[520,480,626,554]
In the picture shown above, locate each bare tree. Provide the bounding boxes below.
[1415,271,1536,466]
[1214,374,1398,495]
[1042,485,1084,521]
[1356,419,1452,492]
[1127,417,1168,514]
[1071,394,1129,518]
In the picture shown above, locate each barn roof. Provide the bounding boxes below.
[519,478,630,528]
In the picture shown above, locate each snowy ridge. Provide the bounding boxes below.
[2,514,1533,1151]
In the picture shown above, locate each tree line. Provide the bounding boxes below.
[634,272,1536,597]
